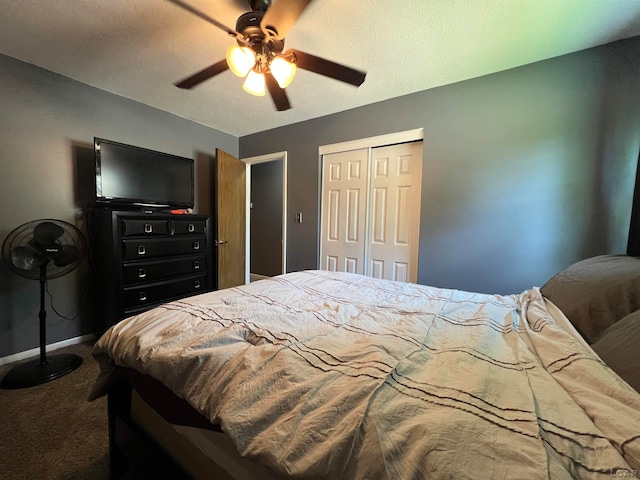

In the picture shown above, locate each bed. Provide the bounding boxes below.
[90,263,640,479]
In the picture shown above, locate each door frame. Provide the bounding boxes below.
[318,128,424,272]
[318,129,424,156]
[241,151,288,284]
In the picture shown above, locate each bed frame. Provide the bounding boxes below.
[107,368,228,479]
[107,380,187,478]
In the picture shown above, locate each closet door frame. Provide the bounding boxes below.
[318,128,424,279]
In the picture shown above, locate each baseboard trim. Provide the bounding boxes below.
[0,333,97,366]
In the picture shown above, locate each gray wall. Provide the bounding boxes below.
[240,36,640,294]
[0,54,238,358]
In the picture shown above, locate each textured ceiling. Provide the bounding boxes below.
[1,0,639,137]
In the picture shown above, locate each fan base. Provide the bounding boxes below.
[0,353,83,389]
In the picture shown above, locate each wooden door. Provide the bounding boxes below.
[215,149,246,289]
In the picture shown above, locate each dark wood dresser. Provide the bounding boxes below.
[89,209,213,330]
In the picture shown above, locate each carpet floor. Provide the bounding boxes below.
[0,341,151,480]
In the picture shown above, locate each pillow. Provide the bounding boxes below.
[540,255,640,344]
[591,309,640,393]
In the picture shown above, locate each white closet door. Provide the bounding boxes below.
[319,148,369,274]
[368,142,423,283]
[319,141,423,283]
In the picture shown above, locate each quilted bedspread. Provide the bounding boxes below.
[92,270,640,479]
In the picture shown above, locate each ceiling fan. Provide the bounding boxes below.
[167,0,367,111]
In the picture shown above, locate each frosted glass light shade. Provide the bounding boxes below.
[243,70,266,96]
[226,46,256,77]
[270,57,296,88]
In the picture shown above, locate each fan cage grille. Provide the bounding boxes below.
[2,219,87,280]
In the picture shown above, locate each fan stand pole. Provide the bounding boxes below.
[0,264,83,389]
[39,270,47,365]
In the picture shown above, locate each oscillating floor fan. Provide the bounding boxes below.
[1,219,87,389]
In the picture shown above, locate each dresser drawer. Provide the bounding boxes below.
[172,219,207,235]
[122,254,207,286]
[122,236,206,260]
[122,274,207,310]
[121,218,171,237]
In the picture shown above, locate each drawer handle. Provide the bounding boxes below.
[138,268,146,279]
[137,245,146,255]
[193,241,200,250]
[188,223,195,233]
[139,291,147,302]
[144,223,153,234]
[194,280,201,289]
[193,261,200,270]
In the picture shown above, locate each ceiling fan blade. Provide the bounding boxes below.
[265,72,291,111]
[261,0,314,39]
[11,246,47,271]
[175,59,230,89]
[33,221,64,245]
[54,245,81,268]
[287,49,366,87]
[165,0,246,43]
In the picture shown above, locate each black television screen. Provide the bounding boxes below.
[94,137,194,209]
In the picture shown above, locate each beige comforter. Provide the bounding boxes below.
[92,270,640,479]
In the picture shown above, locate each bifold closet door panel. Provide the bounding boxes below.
[368,142,423,283]
[319,148,369,275]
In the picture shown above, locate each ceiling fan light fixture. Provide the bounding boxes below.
[167,0,367,111]
[270,56,296,88]
[226,45,256,77]
[243,69,266,96]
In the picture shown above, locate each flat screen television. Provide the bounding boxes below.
[94,137,194,209]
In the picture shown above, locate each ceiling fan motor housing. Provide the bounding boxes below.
[249,0,270,12]
[236,11,264,38]
[235,10,283,56]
